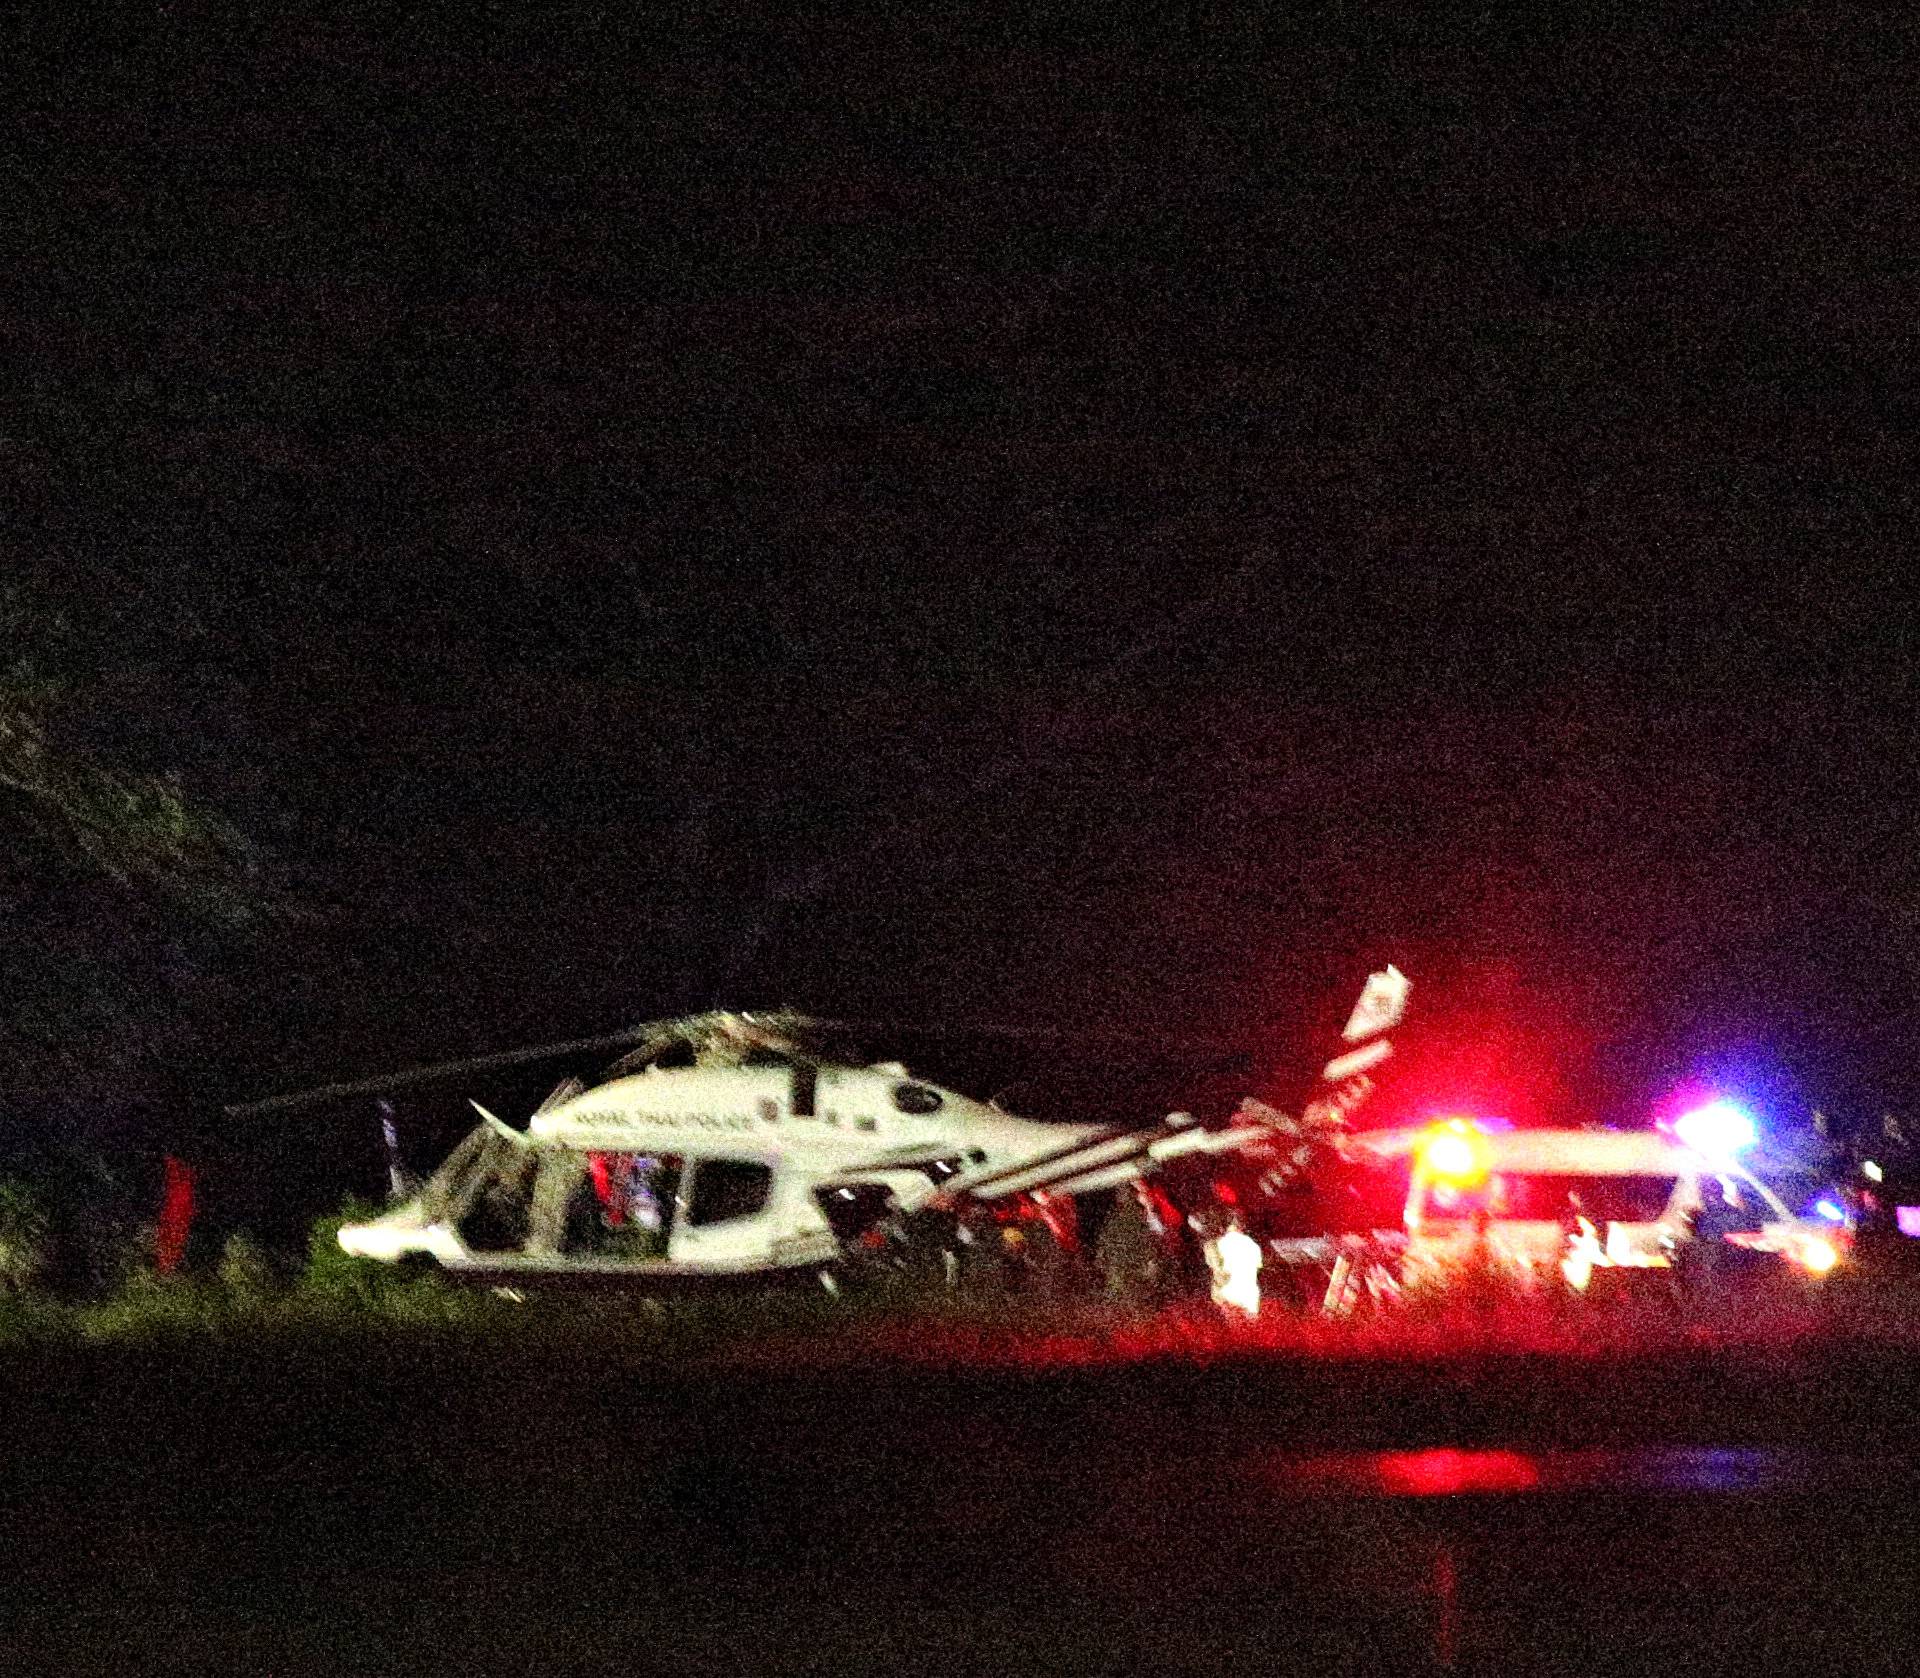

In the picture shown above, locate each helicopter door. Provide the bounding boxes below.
[666,1156,779,1269]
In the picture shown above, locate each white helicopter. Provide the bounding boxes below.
[234,973,1410,1292]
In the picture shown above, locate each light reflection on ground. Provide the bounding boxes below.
[1260,1445,1900,1496]
[702,1293,1888,1372]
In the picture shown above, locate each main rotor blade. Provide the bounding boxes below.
[799,1014,1255,1066]
[222,1022,674,1118]
[224,1007,1261,1121]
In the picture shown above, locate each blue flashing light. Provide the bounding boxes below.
[1673,1099,1759,1159]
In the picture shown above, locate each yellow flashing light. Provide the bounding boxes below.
[1799,1237,1840,1275]
[1418,1118,1492,1188]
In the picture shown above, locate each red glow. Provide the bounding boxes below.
[1361,961,1585,1134]
[1143,1181,1183,1230]
[1376,1449,1542,1496]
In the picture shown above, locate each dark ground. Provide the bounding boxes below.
[8,1291,1920,1676]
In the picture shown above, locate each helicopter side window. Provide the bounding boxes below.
[687,1159,774,1226]
[563,1153,680,1258]
[892,1083,943,1116]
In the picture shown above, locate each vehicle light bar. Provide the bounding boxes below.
[1673,1100,1757,1160]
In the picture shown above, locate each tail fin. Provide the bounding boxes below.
[378,1099,416,1202]
[1305,965,1410,1126]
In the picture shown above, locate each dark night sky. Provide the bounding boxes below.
[8,8,1920,1173]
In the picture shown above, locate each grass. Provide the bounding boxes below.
[3,1246,1912,1375]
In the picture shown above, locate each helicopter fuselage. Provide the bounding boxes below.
[338,1061,1103,1287]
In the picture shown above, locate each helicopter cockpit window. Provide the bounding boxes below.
[742,1046,793,1067]
[456,1147,538,1253]
[604,1041,696,1079]
[687,1159,773,1226]
[892,1083,943,1116]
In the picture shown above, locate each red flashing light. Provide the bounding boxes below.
[1424,1133,1480,1179]
[1418,1119,1492,1188]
